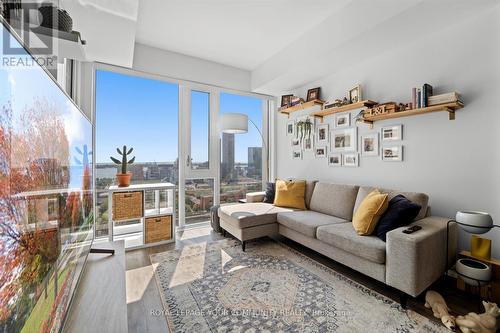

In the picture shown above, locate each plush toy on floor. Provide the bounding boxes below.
[425,290,456,331]
[456,301,500,333]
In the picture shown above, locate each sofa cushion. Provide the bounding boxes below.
[277,211,348,238]
[219,203,294,229]
[316,223,386,264]
[375,194,422,241]
[309,183,359,220]
[263,182,275,203]
[274,179,307,210]
[352,190,389,236]
[353,186,429,221]
[305,180,317,209]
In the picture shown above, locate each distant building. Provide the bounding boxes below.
[221,133,235,182]
[247,147,262,179]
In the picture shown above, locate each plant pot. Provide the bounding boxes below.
[116,172,132,187]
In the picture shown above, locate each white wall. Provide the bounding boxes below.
[275,8,500,255]
[132,43,251,91]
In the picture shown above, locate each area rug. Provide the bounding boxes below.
[150,238,446,332]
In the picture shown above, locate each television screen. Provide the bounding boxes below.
[0,20,93,332]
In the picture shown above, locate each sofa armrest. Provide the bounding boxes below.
[386,216,457,297]
[246,191,266,203]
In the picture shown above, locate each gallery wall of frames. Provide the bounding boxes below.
[287,113,404,168]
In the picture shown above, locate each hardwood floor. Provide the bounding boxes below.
[125,223,476,333]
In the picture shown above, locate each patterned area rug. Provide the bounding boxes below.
[150,238,446,333]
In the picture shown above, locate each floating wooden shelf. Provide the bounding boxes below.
[278,99,324,116]
[361,101,464,127]
[312,100,377,122]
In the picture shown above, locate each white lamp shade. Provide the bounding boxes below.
[455,211,493,234]
[219,113,248,134]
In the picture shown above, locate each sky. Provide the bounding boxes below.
[96,70,263,164]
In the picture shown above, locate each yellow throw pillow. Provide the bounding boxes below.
[273,179,307,210]
[352,190,389,235]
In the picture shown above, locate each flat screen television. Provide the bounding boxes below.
[0,19,93,332]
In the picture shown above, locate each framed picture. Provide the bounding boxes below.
[361,133,379,156]
[381,124,403,141]
[302,137,313,151]
[315,146,327,158]
[291,138,301,148]
[382,145,403,162]
[292,149,302,160]
[343,153,359,167]
[348,84,362,103]
[331,127,357,151]
[307,87,321,102]
[286,120,295,136]
[328,154,342,167]
[281,94,293,107]
[334,112,351,128]
[315,124,329,145]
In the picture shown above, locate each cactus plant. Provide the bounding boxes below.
[110,145,136,174]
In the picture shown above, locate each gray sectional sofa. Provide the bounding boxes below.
[218,181,458,302]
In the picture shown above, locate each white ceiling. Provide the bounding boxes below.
[135,0,350,71]
[61,0,500,94]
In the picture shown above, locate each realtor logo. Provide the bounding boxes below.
[2,2,57,68]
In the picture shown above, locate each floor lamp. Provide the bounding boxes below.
[218,112,269,181]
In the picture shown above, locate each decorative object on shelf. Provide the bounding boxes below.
[331,127,357,151]
[306,87,321,102]
[349,84,362,103]
[456,258,492,287]
[315,123,329,146]
[314,147,327,158]
[281,94,293,107]
[343,153,359,167]
[110,145,136,187]
[290,96,304,106]
[302,137,313,151]
[361,133,379,156]
[328,154,342,167]
[472,235,492,260]
[366,102,399,117]
[382,145,403,162]
[456,211,494,234]
[398,103,407,111]
[424,290,456,331]
[456,301,500,333]
[39,3,73,32]
[286,120,295,136]
[334,112,351,128]
[292,149,302,160]
[381,124,403,141]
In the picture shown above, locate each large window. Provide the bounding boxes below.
[220,93,264,204]
[95,70,178,237]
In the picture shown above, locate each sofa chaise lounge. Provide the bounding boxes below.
[218,181,458,304]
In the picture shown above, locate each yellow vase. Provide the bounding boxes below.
[471,235,491,260]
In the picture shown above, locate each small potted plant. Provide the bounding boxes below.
[110,145,135,187]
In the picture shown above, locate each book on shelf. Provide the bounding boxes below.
[411,88,417,109]
[422,83,433,107]
[416,88,421,108]
[428,92,462,106]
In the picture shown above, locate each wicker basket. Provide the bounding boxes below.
[145,215,172,243]
[112,191,143,221]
